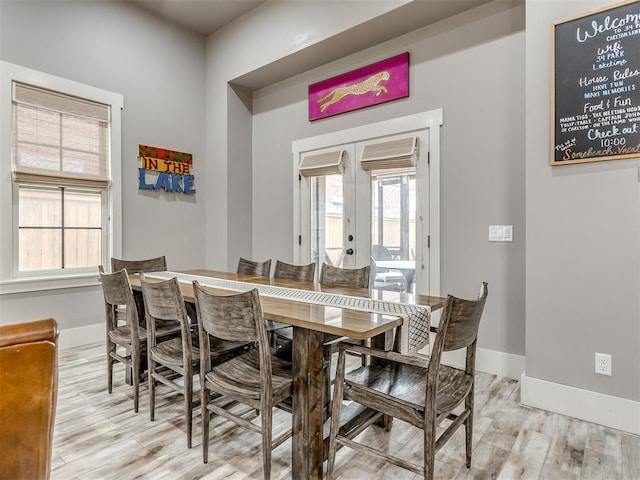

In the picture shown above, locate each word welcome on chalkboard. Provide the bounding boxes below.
[552,0,640,166]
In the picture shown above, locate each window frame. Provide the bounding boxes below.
[0,62,122,293]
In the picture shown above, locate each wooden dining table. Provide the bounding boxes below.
[130,269,446,480]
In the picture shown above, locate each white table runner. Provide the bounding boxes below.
[147,271,430,354]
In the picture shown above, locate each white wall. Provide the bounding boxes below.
[524,0,639,413]
[0,1,207,330]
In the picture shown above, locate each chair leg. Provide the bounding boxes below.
[202,387,210,463]
[107,340,116,394]
[261,402,272,480]
[185,369,193,449]
[323,343,336,419]
[326,349,347,480]
[465,390,474,468]
[132,350,140,413]
[423,418,436,480]
[323,361,332,418]
[149,357,156,422]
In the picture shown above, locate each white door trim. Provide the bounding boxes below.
[292,109,443,295]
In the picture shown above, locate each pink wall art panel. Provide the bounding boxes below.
[308,52,409,121]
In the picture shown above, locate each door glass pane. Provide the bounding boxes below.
[311,174,344,268]
[371,172,416,292]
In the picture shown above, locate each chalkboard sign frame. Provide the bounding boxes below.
[552,0,640,166]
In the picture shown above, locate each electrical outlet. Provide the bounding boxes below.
[595,353,612,376]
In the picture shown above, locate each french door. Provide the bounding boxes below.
[295,128,431,294]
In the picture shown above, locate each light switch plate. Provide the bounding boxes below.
[489,225,513,242]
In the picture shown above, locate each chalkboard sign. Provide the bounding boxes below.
[552,1,640,165]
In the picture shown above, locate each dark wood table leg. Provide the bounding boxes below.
[292,327,324,480]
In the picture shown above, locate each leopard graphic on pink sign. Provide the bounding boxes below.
[308,52,409,121]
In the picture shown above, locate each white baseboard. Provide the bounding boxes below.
[521,373,640,435]
[58,323,104,350]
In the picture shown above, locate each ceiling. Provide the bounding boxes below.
[131,0,267,36]
[129,0,505,90]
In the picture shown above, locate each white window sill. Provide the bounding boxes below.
[0,272,101,294]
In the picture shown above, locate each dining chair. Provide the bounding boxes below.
[193,282,293,480]
[317,263,372,409]
[327,283,489,480]
[237,256,280,343]
[270,260,316,348]
[99,266,147,412]
[0,318,59,480]
[140,273,251,448]
[237,257,272,277]
[371,245,406,292]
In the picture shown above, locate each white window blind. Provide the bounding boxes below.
[12,82,110,188]
[299,149,346,177]
[360,136,419,173]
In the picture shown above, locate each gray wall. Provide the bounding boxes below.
[227,85,254,267]
[526,0,639,401]
[0,1,207,330]
[249,5,526,357]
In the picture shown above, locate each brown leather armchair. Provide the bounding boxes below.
[0,318,59,480]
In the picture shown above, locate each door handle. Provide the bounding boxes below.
[345,248,354,255]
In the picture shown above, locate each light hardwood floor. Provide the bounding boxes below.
[52,343,640,479]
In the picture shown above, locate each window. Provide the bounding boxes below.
[17,186,103,271]
[0,62,123,293]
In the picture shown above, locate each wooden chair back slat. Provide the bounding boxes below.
[193,283,263,344]
[99,267,137,323]
[274,260,315,282]
[99,266,140,339]
[319,263,370,288]
[237,257,272,277]
[111,255,167,274]
[440,285,488,352]
[140,276,185,321]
